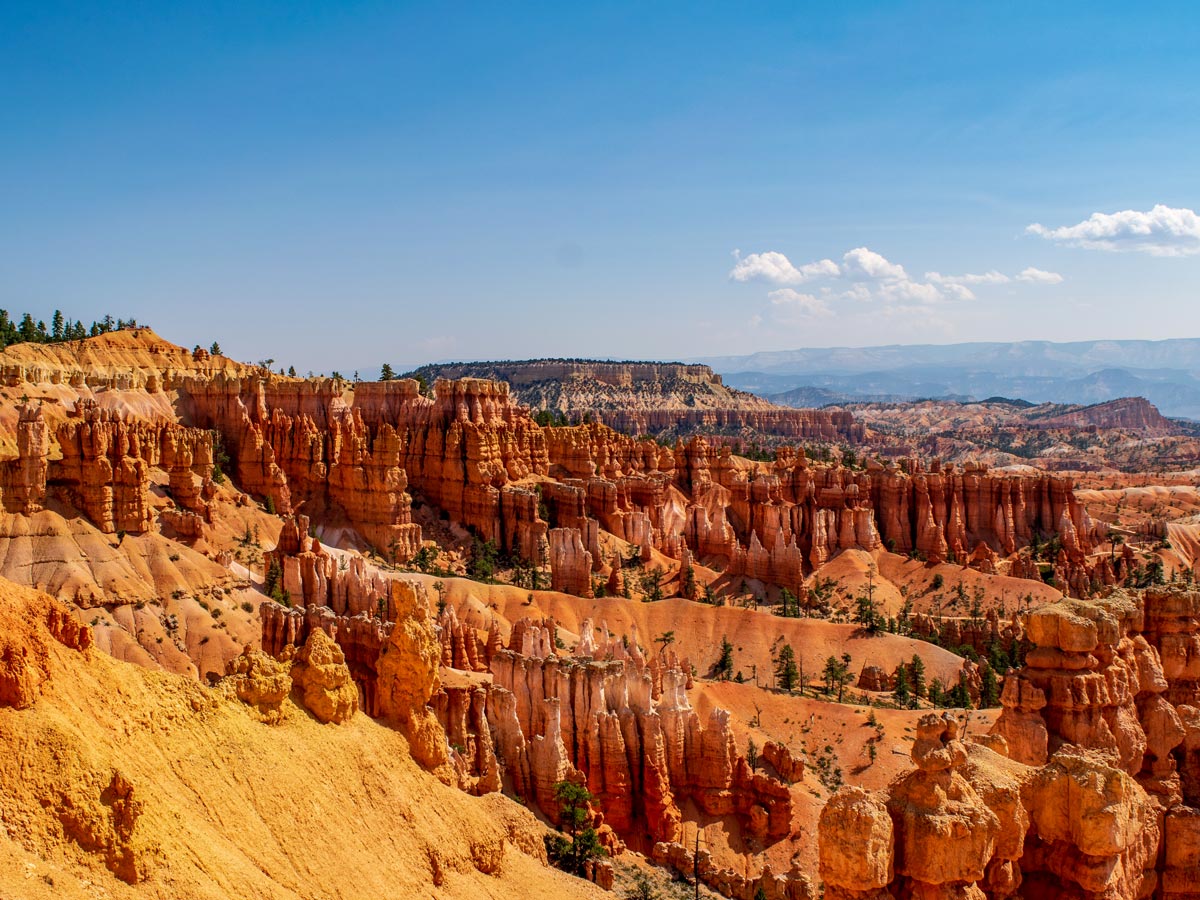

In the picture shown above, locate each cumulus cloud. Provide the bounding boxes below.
[841,246,908,281]
[924,270,1010,286]
[1016,266,1064,284]
[730,245,1060,325]
[729,250,840,285]
[767,289,833,318]
[1026,204,1200,256]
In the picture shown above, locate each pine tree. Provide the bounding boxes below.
[895,664,912,707]
[822,654,853,701]
[910,654,927,698]
[948,673,974,709]
[928,677,946,707]
[51,310,64,341]
[210,341,222,355]
[779,587,798,617]
[380,362,395,381]
[980,665,1000,708]
[775,643,799,692]
[716,635,734,680]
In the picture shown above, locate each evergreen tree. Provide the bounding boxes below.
[928,677,946,707]
[947,673,973,709]
[380,362,395,381]
[980,665,1000,708]
[775,643,799,692]
[822,654,854,702]
[894,664,912,707]
[51,310,64,341]
[910,654,927,698]
[547,781,605,876]
[682,564,696,599]
[854,564,879,631]
[264,557,287,605]
[715,635,735,680]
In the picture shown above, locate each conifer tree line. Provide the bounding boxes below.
[0,310,140,349]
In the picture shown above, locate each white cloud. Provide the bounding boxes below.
[876,279,943,305]
[767,289,833,317]
[729,250,840,285]
[841,247,907,280]
[1026,204,1200,256]
[731,245,1058,326]
[925,270,1010,286]
[1016,266,1064,284]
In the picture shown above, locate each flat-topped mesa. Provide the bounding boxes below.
[599,407,863,443]
[408,358,865,445]
[413,359,726,388]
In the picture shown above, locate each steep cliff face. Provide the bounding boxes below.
[52,402,215,534]
[0,403,48,513]
[1036,396,1179,434]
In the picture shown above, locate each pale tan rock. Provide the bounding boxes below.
[224,645,291,724]
[818,786,894,891]
[290,628,358,724]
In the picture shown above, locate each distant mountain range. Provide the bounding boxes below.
[694,339,1200,420]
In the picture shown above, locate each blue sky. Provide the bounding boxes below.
[3,2,1199,372]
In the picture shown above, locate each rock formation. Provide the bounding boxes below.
[289,628,359,724]
[405,359,866,444]
[224,645,292,723]
[820,586,1200,900]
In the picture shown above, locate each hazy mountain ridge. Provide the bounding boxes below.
[697,339,1200,419]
